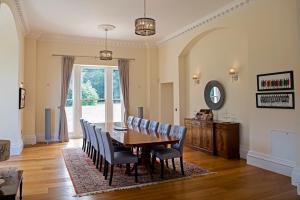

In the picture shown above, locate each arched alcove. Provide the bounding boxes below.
[0,2,23,154]
[178,27,250,151]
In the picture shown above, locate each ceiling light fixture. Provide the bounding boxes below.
[98,24,115,60]
[135,0,156,36]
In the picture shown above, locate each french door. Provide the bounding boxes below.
[66,65,123,138]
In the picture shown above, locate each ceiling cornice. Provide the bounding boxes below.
[1,0,29,34]
[33,33,155,49]
[157,0,256,45]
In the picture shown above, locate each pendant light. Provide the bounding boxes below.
[135,0,156,36]
[98,24,115,60]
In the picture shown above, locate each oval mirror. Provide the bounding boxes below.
[204,80,225,110]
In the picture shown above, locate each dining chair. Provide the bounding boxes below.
[151,125,187,178]
[88,123,99,165]
[80,119,87,152]
[139,119,150,130]
[83,121,91,156]
[101,131,138,186]
[95,127,105,172]
[132,117,142,128]
[158,123,171,136]
[148,120,159,133]
[127,116,134,125]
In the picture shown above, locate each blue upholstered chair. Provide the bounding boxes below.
[88,123,100,165]
[95,127,105,172]
[158,123,171,136]
[83,121,91,156]
[151,125,187,178]
[132,117,142,128]
[80,119,87,152]
[139,119,150,130]
[148,120,159,133]
[101,131,138,186]
[127,116,134,125]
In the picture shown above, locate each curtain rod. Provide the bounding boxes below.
[52,54,135,61]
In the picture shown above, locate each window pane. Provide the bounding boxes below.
[81,68,105,123]
[113,69,122,122]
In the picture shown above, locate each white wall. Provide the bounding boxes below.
[0,2,24,155]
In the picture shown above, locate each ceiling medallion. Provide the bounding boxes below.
[98,24,115,60]
[135,0,156,36]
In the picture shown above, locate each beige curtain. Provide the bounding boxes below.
[58,56,74,142]
[118,59,129,122]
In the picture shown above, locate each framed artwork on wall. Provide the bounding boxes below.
[256,92,295,109]
[19,88,26,109]
[257,71,294,91]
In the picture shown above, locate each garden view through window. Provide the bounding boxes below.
[65,66,122,136]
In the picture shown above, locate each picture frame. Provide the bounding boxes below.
[256,92,295,109]
[19,88,26,109]
[257,71,294,91]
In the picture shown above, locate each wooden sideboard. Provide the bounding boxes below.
[184,118,240,159]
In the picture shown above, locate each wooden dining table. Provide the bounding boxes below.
[95,122,179,148]
[95,122,179,177]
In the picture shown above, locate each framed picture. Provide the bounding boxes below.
[256,92,295,109]
[19,88,26,109]
[257,71,294,91]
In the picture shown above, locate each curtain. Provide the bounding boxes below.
[58,56,74,142]
[118,59,130,122]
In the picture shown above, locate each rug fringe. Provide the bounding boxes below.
[74,172,216,197]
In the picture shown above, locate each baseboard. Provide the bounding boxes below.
[239,145,248,159]
[292,167,300,195]
[247,150,296,177]
[36,133,60,142]
[10,141,24,156]
[22,134,37,145]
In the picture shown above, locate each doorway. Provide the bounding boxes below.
[160,83,174,124]
[66,65,123,138]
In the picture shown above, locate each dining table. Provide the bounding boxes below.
[95,122,179,177]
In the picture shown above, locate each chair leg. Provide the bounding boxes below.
[99,155,103,172]
[165,160,169,168]
[172,158,176,171]
[96,152,99,169]
[135,163,138,183]
[151,155,156,172]
[180,157,184,175]
[105,161,109,180]
[103,160,108,176]
[160,159,164,179]
[109,164,114,186]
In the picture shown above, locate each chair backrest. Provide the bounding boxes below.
[139,119,150,130]
[148,120,159,133]
[127,116,134,125]
[132,117,141,128]
[95,127,105,156]
[158,123,171,136]
[101,131,114,164]
[88,123,98,151]
[80,119,86,139]
[83,121,90,142]
[170,125,187,154]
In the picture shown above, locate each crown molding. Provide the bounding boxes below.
[157,0,256,45]
[33,33,156,49]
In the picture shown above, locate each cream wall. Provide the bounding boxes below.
[158,0,299,172]
[0,1,24,155]
[23,38,158,142]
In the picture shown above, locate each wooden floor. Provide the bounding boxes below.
[3,139,298,200]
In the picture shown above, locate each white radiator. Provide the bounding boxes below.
[270,129,296,163]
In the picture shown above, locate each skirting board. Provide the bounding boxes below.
[292,167,300,195]
[247,150,296,177]
[239,145,248,159]
[22,134,37,145]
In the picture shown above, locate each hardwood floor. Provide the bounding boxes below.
[2,139,298,200]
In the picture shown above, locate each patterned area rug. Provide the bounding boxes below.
[62,148,213,197]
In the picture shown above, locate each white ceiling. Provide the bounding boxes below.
[21,0,234,42]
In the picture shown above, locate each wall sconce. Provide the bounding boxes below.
[192,74,200,84]
[229,68,239,82]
